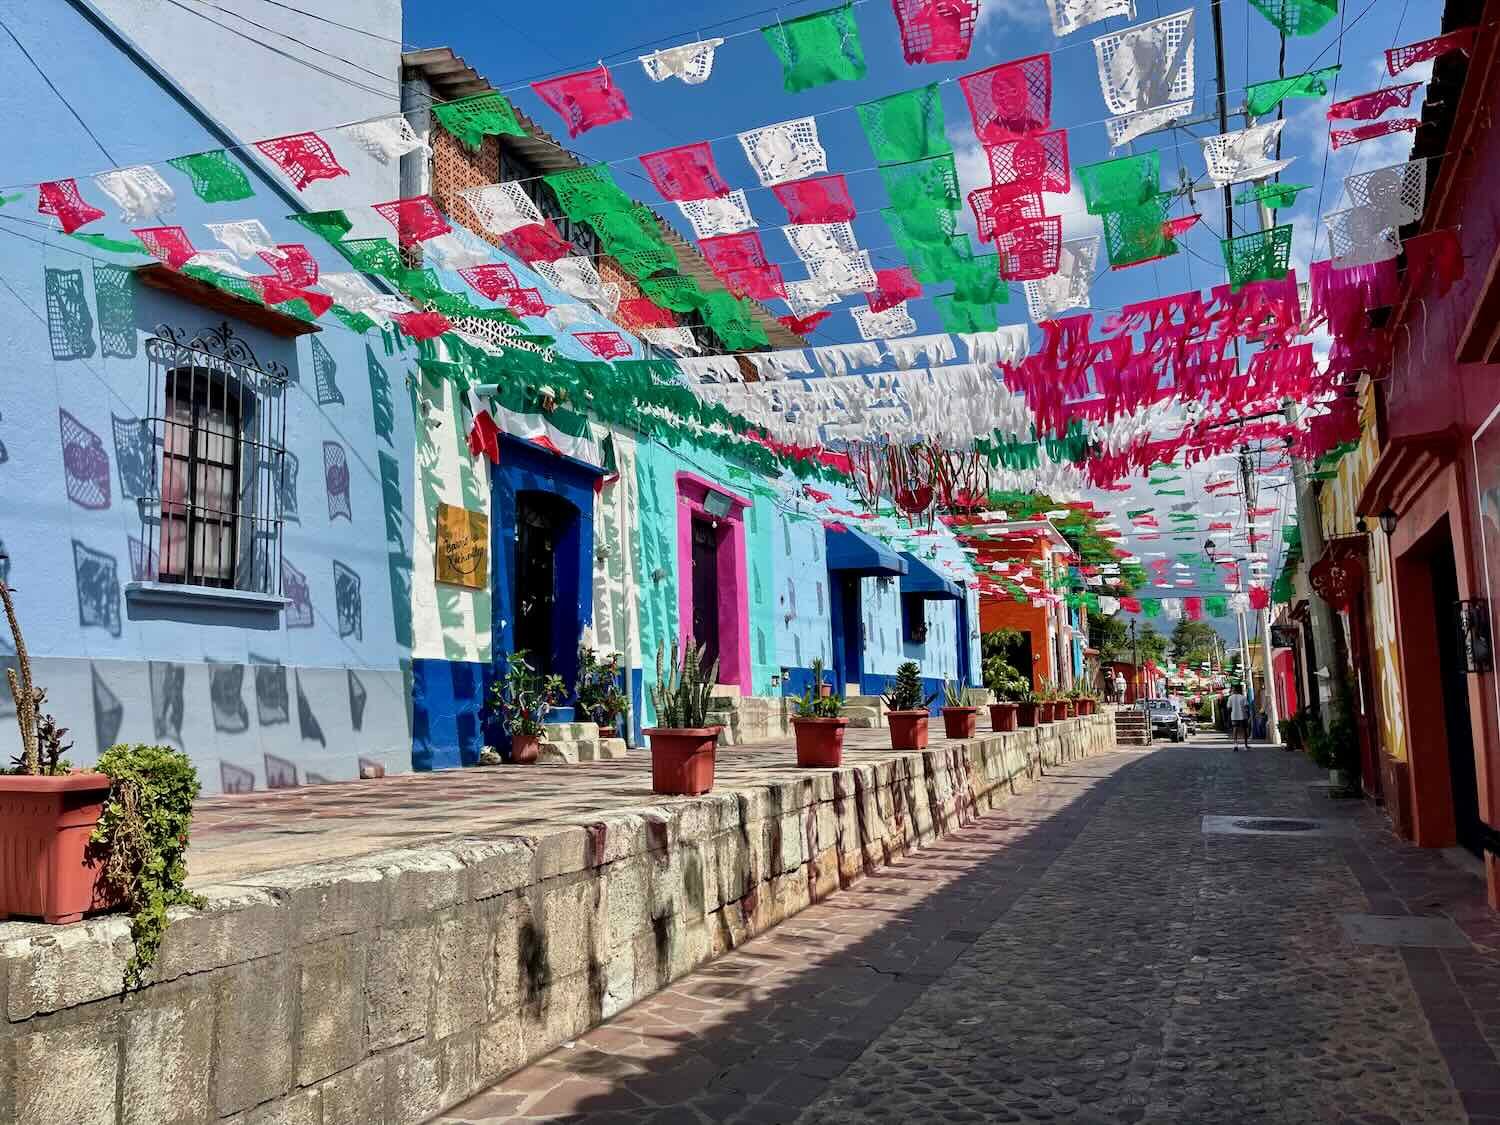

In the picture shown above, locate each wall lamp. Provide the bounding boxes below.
[1378,509,1398,536]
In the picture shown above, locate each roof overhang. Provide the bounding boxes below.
[900,552,962,600]
[825,524,907,577]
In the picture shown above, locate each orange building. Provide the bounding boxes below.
[971,520,1079,690]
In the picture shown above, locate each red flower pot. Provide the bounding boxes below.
[887,711,930,751]
[1079,699,1095,717]
[0,772,116,924]
[941,707,978,740]
[1060,702,1075,719]
[989,702,1019,732]
[793,717,848,768]
[1017,702,1039,728]
[646,727,721,795]
[1038,702,1056,723]
[817,683,833,698]
[511,734,542,764]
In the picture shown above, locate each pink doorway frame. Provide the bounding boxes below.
[675,472,752,690]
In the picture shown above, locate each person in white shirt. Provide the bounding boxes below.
[1113,671,1127,702]
[1227,685,1250,751]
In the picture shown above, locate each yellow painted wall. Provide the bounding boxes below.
[1317,384,1407,763]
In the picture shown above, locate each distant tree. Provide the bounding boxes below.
[1090,614,1130,662]
[1169,619,1219,666]
[1137,624,1168,665]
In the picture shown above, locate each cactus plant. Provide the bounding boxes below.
[0,572,68,775]
[650,637,719,728]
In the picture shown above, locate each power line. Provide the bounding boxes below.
[0,14,116,167]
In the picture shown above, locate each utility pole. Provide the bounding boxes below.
[1131,619,1139,701]
[1241,446,1282,745]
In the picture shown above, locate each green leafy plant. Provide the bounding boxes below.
[89,743,203,990]
[575,645,628,728]
[489,651,565,737]
[983,654,1031,702]
[650,637,719,729]
[794,685,843,719]
[883,661,935,712]
[942,679,984,707]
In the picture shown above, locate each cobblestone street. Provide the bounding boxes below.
[437,737,1500,1125]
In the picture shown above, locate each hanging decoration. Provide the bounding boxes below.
[997,216,1063,280]
[868,267,923,312]
[1344,160,1427,227]
[857,85,951,165]
[959,53,1053,142]
[134,226,198,269]
[1247,0,1337,36]
[544,164,633,222]
[639,142,731,201]
[986,130,1071,194]
[458,264,520,301]
[739,117,829,187]
[761,3,868,93]
[431,92,526,149]
[373,196,452,245]
[345,117,430,165]
[1093,11,1196,116]
[165,150,254,203]
[783,221,860,262]
[1078,151,1161,214]
[851,302,918,340]
[501,219,575,263]
[254,133,350,190]
[1324,206,1402,269]
[1220,226,1293,290]
[1404,229,1464,297]
[640,38,725,84]
[1199,122,1292,187]
[1387,28,1478,76]
[1046,0,1134,38]
[1025,236,1099,321]
[778,310,832,336]
[532,66,632,138]
[38,180,105,234]
[1105,101,1194,150]
[806,250,878,293]
[773,174,857,224]
[460,182,544,236]
[892,0,979,64]
[935,294,997,333]
[261,244,318,287]
[1235,181,1309,209]
[1328,83,1423,121]
[288,208,353,243]
[1245,65,1341,117]
[678,190,757,239]
[575,331,634,360]
[1330,118,1418,149]
[881,153,962,213]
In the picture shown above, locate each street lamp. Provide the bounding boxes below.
[1379,509,1398,535]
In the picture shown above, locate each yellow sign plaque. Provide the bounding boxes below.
[435,503,489,589]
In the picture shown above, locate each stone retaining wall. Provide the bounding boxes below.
[0,716,1114,1125]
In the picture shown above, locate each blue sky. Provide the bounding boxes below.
[404,0,1440,349]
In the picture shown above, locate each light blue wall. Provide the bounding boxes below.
[0,3,413,792]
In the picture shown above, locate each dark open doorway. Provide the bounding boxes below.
[1428,528,1482,854]
[830,573,863,694]
[690,516,722,672]
[514,490,579,679]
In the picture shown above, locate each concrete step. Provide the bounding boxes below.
[538,736,630,765]
[543,722,598,742]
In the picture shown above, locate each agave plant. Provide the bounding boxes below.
[650,637,719,729]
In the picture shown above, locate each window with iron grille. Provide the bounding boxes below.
[141,323,290,595]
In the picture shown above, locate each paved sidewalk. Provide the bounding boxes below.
[434,737,1500,1125]
[183,726,988,884]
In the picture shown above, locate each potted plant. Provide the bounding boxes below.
[0,572,118,926]
[645,638,721,795]
[984,657,1022,732]
[576,645,628,739]
[941,679,981,739]
[813,655,834,698]
[1034,681,1056,723]
[489,650,565,763]
[792,668,847,768]
[883,661,936,751]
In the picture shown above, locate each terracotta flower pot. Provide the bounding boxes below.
[1060,702,1075,719]
[989,702,1019,732]
[511,734,542,764]
[793,717,848,768]
[1038,701,1056,723]
[887,710,930,751]
[941,707,978,740]
[817,683,833,698]
[645,727,721,795]
[1017,702,1039,728]
[1078,699,1094,717]
[0,772,116,924]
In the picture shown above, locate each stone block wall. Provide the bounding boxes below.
[0,716,1113,1125]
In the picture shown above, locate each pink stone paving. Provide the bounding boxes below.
[184,725,1026,885]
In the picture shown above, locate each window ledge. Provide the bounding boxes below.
[125,581,289,616]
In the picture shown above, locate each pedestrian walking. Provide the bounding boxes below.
[1113,670,1127,703]
[1227,683,1250,751]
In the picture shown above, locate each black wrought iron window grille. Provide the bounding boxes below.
[141,323,291,595]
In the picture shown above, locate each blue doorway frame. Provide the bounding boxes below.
[489,436,600,745]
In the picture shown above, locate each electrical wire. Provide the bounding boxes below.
[0,14,117,167]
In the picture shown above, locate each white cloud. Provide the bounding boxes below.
[974,0,1049,53]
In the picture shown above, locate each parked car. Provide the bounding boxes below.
[1141,698,1189,742]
